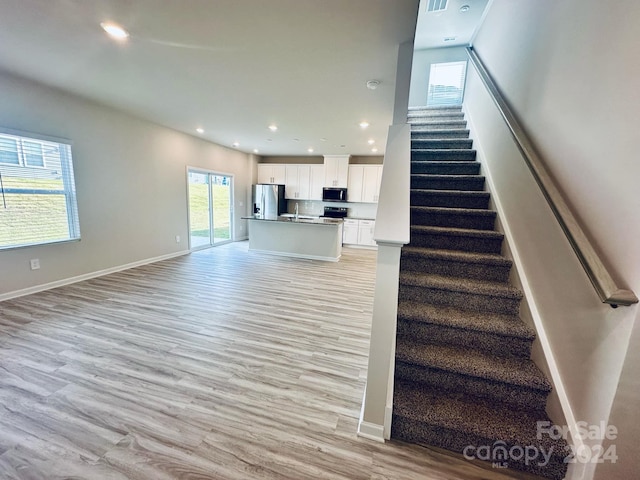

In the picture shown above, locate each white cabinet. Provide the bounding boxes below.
[358,219,376,246]
[342,218,376,247]
[258,164,286,184]
[347,165,365,202]
[342,219,359,245]
[362,166,382,203]
[285,164,323,200]
[285,165,309,199]
[347,165,382,203]
[323,155,349,187]
[309,165,324,200]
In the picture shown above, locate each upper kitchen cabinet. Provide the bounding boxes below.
[285,165,310,200]
[348,165,382,203]
[258,164,286,184]
[323,155,349,188]
[284,164,324,200]
[309,165,324,200]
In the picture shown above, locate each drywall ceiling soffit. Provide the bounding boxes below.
[414,0,490,50]
[0,0,420,156]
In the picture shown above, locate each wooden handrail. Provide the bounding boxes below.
[466,46,638,307]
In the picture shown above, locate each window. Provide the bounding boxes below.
[0,129,80,250]
[427,61,467,107]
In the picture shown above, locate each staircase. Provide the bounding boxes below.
[391,106,568,479]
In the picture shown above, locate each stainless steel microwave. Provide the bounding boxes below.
[322,187,347,202]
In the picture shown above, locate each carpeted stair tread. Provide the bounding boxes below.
[408,105,462,111]
[401,245,510,281]
[411,129,470,139]
[397,301,535,341]
[396,338,550,391]
[409,210,496,230]
[400,271,522,300]
[411,176,485,192]
[410,120,468,130]
[410,205,495,218]
[402,245,509,268]
[412,148,476,156]
[411,161,480,175]
[411,139,473,149]
[411,224,502,240]
[393,382,565,455]
[410,189,491,209]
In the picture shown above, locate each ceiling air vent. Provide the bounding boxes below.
[427,0,449,13]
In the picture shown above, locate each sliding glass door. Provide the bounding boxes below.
[187,169,233,250]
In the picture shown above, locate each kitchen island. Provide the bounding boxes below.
[244,216,343,262]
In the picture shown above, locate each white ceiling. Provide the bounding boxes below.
[0,1,487,158]
[414,0,490,50]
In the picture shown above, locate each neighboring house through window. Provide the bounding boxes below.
[0,129,80,249]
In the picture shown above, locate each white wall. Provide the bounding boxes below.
[470,1,640,478]
[408,46,468,107]
[0,70,255,298]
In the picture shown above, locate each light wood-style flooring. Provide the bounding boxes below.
[0,242,540,479]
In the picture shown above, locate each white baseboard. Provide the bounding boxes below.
[235,236,249,241]
[0,249,190,302]
[357,420,385,443]
[464,106,587,478]
[384,405,393,440]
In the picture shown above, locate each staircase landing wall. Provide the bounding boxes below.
[468,1,640,479]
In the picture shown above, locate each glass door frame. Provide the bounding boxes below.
[186,167,234,251]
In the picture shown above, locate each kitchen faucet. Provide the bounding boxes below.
[294,202,299,220]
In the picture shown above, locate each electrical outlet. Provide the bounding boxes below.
[30,258,40,270]
[175,235,181,243]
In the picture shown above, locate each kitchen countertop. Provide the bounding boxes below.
[242,216,343,226]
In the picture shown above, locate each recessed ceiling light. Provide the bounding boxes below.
[232,142,240,148]
[366,80,381,90]
[340,145,346,148]
[459,5,470,12]
[196,128,204,134]
[268,124,278,132]
[371,147,378,153]
[307,148,314,153]
[100,22,129,40]
[320,138,327,142]
[368,139,375,145]
[359,122,369,129]
[293,138,300,142]
[253,149,259,154]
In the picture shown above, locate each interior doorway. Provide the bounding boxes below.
[187,168,233,250]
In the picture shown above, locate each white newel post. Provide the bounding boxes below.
[358,123,410,442]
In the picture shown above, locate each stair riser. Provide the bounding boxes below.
[401,254,509,282]
[410,192,489,209]
[411,162,480,175]
[410,209,495,230]
[412,139,473,149]
[412,150,476,162]
[411,130,470,139]
[409,113,465,122]
[394,361,546,409]
[398,283,520,315]
[410,121,467,130]
[391,417,567,480]
[411,176,485,191]
[409,231,503,254]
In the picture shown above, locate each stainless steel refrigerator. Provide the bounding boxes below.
[252,184,286,219]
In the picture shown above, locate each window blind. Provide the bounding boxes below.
[0,129,80,250]
[427,61,468,107]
